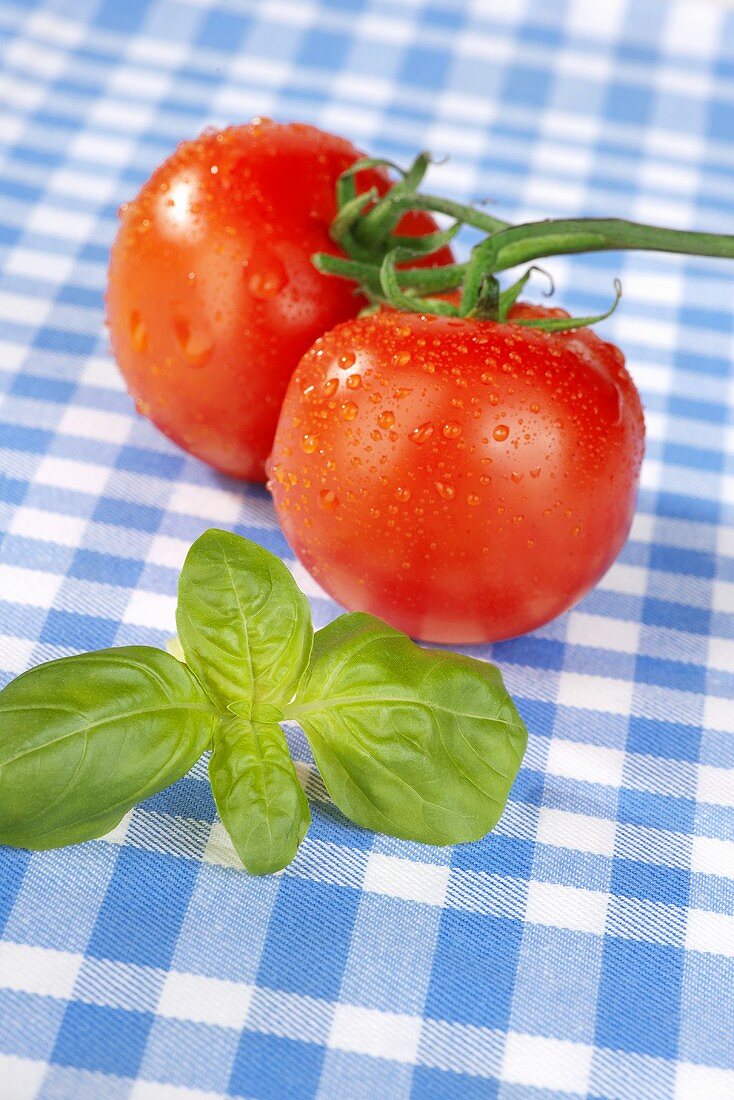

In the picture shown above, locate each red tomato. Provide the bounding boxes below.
[269,305,645,643]
[106,120,452,481]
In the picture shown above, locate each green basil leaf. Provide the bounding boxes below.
[0,647,217,850]
[289,613,527,846]
[209,716,310,874]
[176,529,313,710]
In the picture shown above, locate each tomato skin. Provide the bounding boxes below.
[107,121,452,481]
[269,306,645,644]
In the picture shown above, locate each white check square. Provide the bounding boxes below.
[557,672,634,716]
[536,808,616,857]
[58,406,131,445]
[363,853,449,906]
[685,909,734,958]
[10,507,86,548]
[329,1004,421,1063]
[157,971,254,1029]
[0,942,82,999]
[168,484,242,524]
[676,1063,734,1100]
[502,1032,593,1094]
[703,695,734,732]
[0,565,62,609]
[546,740,625,788]
[697,765,734,808]
[35,456,110,496]
[690,835,734,878]
[0,1055,46,1100]
[123,591,176,632]
[525,881,608,935]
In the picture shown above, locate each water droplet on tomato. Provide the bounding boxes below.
[410,422,434,445]
[511,471,524,484]
[493,424,510,442]
[395,351,411,367]
[488,393,500,407]
[248,260,286,300]
[530,403,540,413]
[377,411,395,429]
[129,311,148,352]
[396,486,411,502]
[323,378,338,397]
[338,352,356,370]
[346,374,362,390]
[340,401,358,421]
[301,433,319,454]
[173,318,213,365]
[319,489,339,510]
[442,421,461,439]
[435,481,455,501]
[393,387,411,400]
[467,493,481,506]
[530,467,541,478]
[250,116,274,137]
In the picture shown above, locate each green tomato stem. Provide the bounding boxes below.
[316,153,734,328]
[477,217,734,273]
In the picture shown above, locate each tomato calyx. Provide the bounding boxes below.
[313,151,734,332]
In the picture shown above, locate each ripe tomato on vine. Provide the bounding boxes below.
[269,151,733,642]
[107,121,452,480]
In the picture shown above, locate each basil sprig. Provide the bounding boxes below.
[0,530,527,874]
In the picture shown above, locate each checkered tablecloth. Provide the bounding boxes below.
[1,0,733,1097]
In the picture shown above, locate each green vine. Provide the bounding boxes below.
[312,153,734,332]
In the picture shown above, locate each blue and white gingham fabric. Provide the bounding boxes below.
[1,0,733,1097]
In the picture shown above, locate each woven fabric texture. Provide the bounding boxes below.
[0,0,733,1097]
